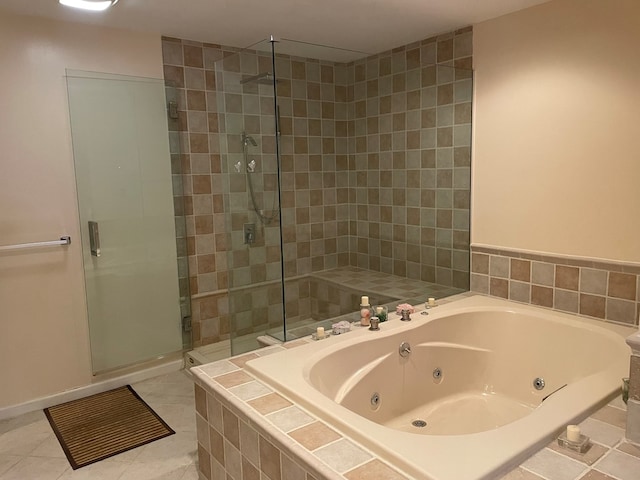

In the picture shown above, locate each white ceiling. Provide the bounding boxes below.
[1,0,550,59]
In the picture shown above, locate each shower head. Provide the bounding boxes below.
[242,132,257,147]
[239,72,276,85]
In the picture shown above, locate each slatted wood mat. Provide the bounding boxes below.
[44,385,174,469]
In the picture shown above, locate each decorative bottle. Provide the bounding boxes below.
[360,295,371,326]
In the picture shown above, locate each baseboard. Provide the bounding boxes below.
[0,358,183,421]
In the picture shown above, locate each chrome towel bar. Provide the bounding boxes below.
[0,236,71,252]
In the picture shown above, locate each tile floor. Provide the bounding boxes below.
[0,371,199,480]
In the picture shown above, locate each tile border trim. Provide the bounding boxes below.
[471,244,640,275]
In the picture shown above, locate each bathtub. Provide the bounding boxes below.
[245,295,633,480]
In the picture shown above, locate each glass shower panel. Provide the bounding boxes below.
[67,71,184,373]
[214,41,284,355]
[213,37,472,355]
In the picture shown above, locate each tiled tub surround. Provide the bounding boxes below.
[470,246,640,326]
[162,28,473,348]
[192,295,639,480]
[626,332,640,444]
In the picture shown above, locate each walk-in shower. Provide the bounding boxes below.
[179,32,473,358]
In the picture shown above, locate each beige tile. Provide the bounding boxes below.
[0,420,50,456]
[118,458,189,480]
[531,285,553,307]
[580,269,608,295]
[490,277,509,299]
[314,438,372,474]
[555,289,579,313]
[345,459,406,480]
[205,393,223,433]
[510,281,530,303]
[595,449,640,480]
[580,294,606,319]
[521,448,588,480]
[556,265,579,291]
[247,393,292,415]
[135,430,197,465]
[213,370,253,388]
[0,455,22,476]
[608,272,637,301]
[229,353,259,368]
[606,298,636,324]
[510,258,531,282]
[617,441,640,458]
[499,467,546,480]
[548,438,607,465]
[532,262,555,286]
[27,434,66,459]
[289,422,342,451]
[55,460,130,479]
[208,426,224,467]
[591,405,627,429]
[265,406,314,433]
[578,418,624,447]
[577,471,617,480]
[490,255,509,278]
[281,454,306,480]
[241,457,259,480]
[194,384,207,419]
[258,436,281,480]
[0,457,70,480]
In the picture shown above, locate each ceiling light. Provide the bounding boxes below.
[59,0,119,11]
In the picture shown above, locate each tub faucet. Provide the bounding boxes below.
[400,309,412,321]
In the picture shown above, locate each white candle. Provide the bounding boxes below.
[376,306,383,314]
[566,425,580,442]
[428,297,436,306]
[361,295,369,306]
[316,327,325,339]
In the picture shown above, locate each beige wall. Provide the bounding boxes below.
[0,11,163,409]
[473,0,640,263]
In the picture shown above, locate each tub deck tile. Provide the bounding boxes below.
[227,380,272,401]
[548,440,608,466]
[265,405,315,433]
[521,448,589,480]
[289,421,342,451]
[590,404,627,429]
[616,441,640,458]
[577,471,617,480]
[246,392,293,415]
[313,438,373,474]
[578,418,625,448]
[499,467,546,480]
[344,459,407,480]
[592,449,640,480]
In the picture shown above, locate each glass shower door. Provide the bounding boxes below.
[67,71,184,373]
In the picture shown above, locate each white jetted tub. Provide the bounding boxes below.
[245,295,633,480]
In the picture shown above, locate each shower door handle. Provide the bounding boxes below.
[88,221,101,257]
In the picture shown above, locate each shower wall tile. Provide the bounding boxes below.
[348,30,472,289]
[164,28,473,346]
[471,246,640,326]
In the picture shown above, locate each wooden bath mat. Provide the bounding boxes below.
[44,385,174,469]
